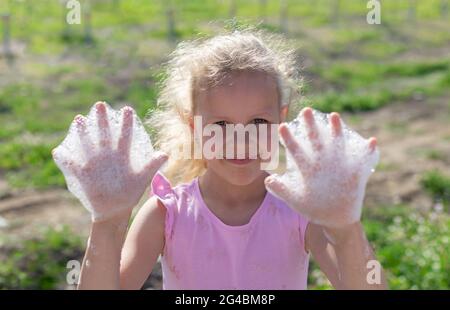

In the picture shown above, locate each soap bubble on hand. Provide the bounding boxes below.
[265,108,380,228]
[52,102,165,222]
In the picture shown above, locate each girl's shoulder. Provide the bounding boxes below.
[149,171,197,234]
[149,171,196,204]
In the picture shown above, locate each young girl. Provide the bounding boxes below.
[62,29,387,289]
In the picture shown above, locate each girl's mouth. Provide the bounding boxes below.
[226,158,255,165]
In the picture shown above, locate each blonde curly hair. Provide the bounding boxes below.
[146,28,302,185]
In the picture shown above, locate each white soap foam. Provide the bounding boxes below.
[269,109,380,227]
[53,103,154,220]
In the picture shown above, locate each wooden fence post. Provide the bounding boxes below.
[61,0,72,41]
[164,1,176,41]
[259,0,267,24]
[229,0,237,18]
[280,0,288,33]
[331,0,341,25]
[441,0,449,19]
[408,0,417,22]
[84,2,94,44]
[1,13,12,57]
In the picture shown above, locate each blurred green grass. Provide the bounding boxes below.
[0,0,448,188]
[0,226,83,289]
[421,170,450,210]
[1,202,447,289]
[308,203,450,290]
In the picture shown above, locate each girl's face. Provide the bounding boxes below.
[193,71,287,186]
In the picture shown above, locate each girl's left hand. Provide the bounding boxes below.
[265,107,378,228]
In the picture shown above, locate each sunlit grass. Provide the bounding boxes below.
[0,226,83,289]
[309,203,450,290]
[421,170,450,208]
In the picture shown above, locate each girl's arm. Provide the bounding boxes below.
[77,196,166,289]
[305,222,388,289]
[264,107,386,289]
[119,197,166,289]
[52,102,168,289]
[77,211,130,289]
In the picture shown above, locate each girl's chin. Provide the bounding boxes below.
[220,162,267,186]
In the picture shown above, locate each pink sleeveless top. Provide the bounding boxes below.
[149,171,310,290]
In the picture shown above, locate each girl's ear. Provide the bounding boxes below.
[280,105,289,123]
[188,116,194,129]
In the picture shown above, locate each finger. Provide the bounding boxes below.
[136,151,169,181]
[51,147,62,162]
[279,123,310,171]
[52,148,83,178]
[302,107,323,153]
[74,114,95,159]
[330,112,342,137]
[329,112,345,153]
[367,137,377,153]
[118,106,134,156]
[264,175,298,206]
[95,101,112,149]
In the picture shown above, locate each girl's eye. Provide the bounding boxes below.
[253,118,269,124]
[214,121,227,126]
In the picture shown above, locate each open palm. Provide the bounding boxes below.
[265,107,379,228]
[52,102,167,222]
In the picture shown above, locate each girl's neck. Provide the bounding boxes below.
[198,169,269,207]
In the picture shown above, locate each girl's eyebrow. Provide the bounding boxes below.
[248,108,278,120]
[249,111,274,119]
[205,115,231,122]
[207,112,275,123]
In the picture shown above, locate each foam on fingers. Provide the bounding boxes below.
[273,108,380,227]
[52,102,155,220]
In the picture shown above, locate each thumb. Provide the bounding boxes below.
[137,151,168,180]
[264,174,297,206]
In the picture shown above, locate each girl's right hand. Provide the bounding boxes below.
[52,102,167,222]
[265,107,378,228]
